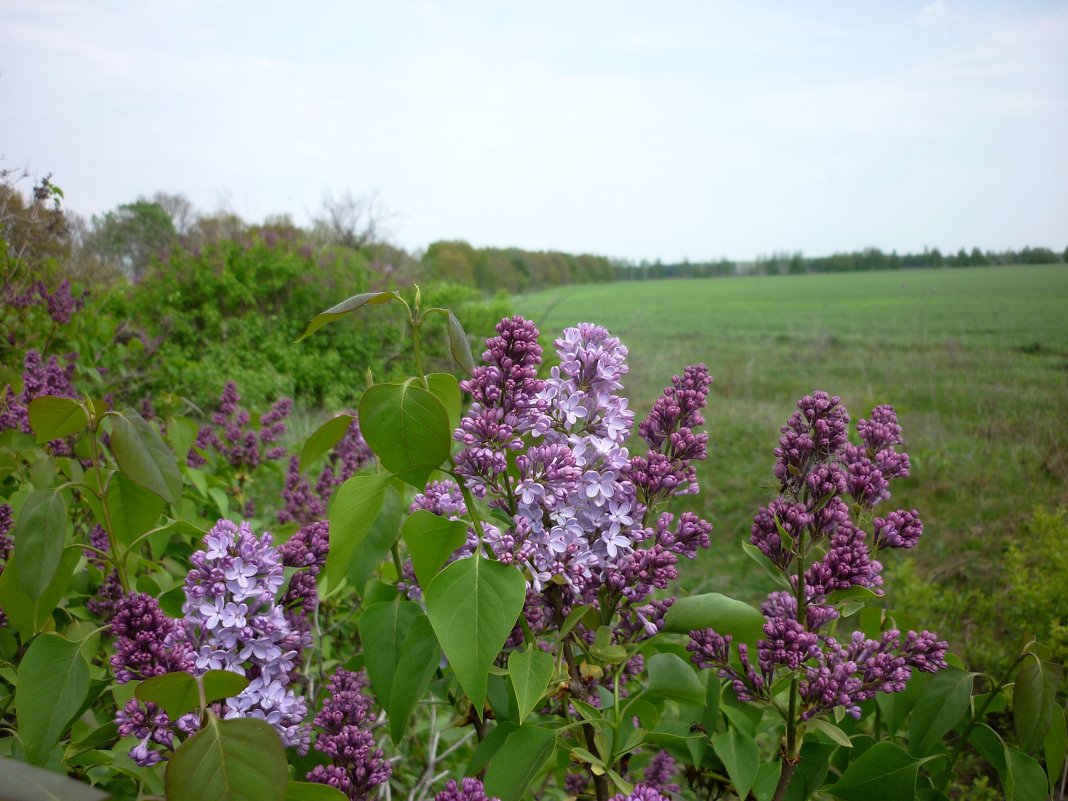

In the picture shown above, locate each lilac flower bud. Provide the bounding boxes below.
[841,445,890,507]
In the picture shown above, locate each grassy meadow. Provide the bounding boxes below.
[517,265,1068,664]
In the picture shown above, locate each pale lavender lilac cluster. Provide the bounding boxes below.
[307,669,391,800]
[448,316,712,612]
[688,393,946,720]
[181,520,309,749]
[187,381,291,471]
[110,520,310,764]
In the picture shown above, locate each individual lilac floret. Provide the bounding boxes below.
[610,783,674,801]
[307,669,391,800]
[181,519,309,750]
[434,778,501,801]
[873,509,923,549]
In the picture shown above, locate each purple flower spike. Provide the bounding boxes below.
[873,509,923,549]
[434,778,501,801]
[307,669,391,800]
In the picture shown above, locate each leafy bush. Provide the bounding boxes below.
[1,280,1063,801]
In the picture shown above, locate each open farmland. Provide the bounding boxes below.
[518,265,1068,664]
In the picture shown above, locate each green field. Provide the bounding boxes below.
[518,265,1068,664]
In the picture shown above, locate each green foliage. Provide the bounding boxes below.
[424,554,527,715]
[136,670,250,720]
[357,380,452,488]
[165,715,288,801]
[15,634,90,765]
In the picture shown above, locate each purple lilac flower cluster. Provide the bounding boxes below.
[0,504,13,626]
[278,520,329,641]
[278,415,372,526]
[609,786,673,801]
[447,316,713,615]
[433,778,499,801]
[187,382,291,471]
[181,520,309,749]
[0,349,78,449]
[3,279,85,326]
[688,393,947,720]
[307,669,391,800]
[110,520,310,764]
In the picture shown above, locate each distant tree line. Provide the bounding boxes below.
[4,174,1064,295]
[617,245,1067,281]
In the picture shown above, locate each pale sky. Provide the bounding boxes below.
[2,0,1066,262]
